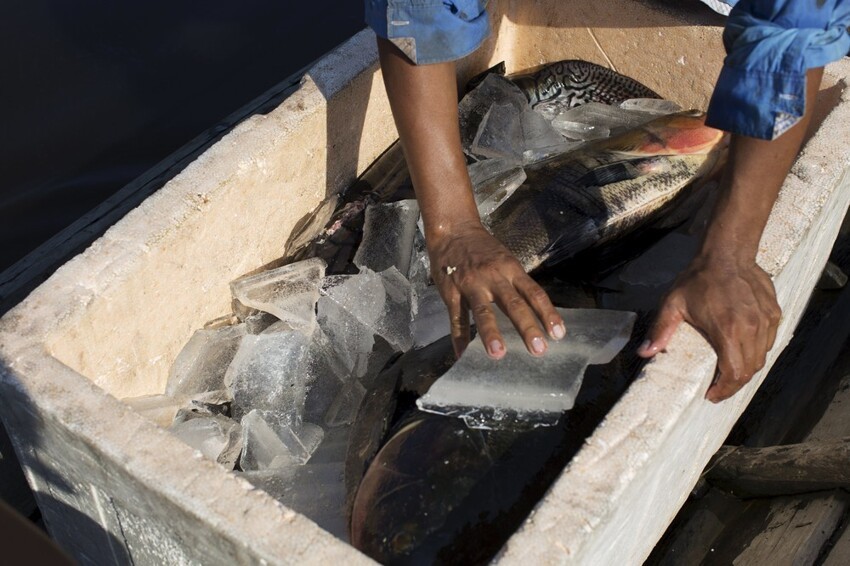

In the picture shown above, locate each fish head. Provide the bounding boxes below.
[598,110,727,158]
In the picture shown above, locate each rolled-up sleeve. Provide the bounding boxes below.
[706,0,850,139]
[365,0,490,65]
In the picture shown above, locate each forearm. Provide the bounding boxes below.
[376,37,481,243]
[701,67,824,265]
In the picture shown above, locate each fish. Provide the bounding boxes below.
[510,59,661,107]
[486,110,726,272]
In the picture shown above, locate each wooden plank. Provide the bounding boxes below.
[733,492,848,566]
[706,439,850,497]
[0,60,315,316]
[824,522,850,566]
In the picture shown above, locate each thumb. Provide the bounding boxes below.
[638,300,684,358]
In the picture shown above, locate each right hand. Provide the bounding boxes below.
[427,220,566,359]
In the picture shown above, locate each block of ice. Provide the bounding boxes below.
[353,200,421,277]
[166,324,247,396]
[170,414,242,469]
[619,98,682,115]
[468,160,527,219]
[319,267,413,352]
[471,103,524,162]
[532,97,577,122]
[324,380,366,427]
[123,390,231,428]
[458,74,528,151]
[303,328,354,423]
[230,257,326,332]
[225,330,312,424]
[551,102,656,139]
[521,108,566,152]
[240,410,300,471]
[377,267,414,351]
[411,285,451,349]
[417,308,636,429]
[275,422,324,464]
[318,296,375,379]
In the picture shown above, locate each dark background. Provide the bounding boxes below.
[0,1,366,272]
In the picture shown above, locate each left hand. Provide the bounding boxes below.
[637,253,782,402]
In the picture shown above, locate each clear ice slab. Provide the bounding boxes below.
[166,324,247,396]
[230,257,326,332]
[225,329,312,423]
[551,102,656,140]
[411,285,451,349]
[353,199,420,277]
[169,414,242,470]
[319,267,413,352]
[240,410,324,471]
[458,74,528,152]
[471,103,524,161]
[618,98,682,115]
[417,308,636,429]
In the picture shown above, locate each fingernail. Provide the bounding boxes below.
[638,339,652,354]
[551,323,566,340]
[488,340,504,356]
[532,336,546,354]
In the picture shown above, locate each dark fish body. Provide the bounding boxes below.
[510,59,660,107]
[486,111,726,272]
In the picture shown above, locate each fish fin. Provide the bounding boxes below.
[539,216,601,268]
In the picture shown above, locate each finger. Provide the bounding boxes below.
[637,297,684,358]
[446,287,470,358]
[467,289,506,360]
[515,276,566,340]
[492,281,548,356]
[706,333,748,402]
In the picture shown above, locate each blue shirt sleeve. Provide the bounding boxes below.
[706,0,850,139]
[365,0,490,65]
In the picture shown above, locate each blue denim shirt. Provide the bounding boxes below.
[366,0,850,140]
[708,0,850,139]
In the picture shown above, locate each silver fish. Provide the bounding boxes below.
[486,111,726,272]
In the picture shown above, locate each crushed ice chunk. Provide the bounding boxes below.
[303,328,353,423]
[520,108,567,153]
[275,422,324,464]
[166,324,247,396]
[170,414,242,469]
[551,102,655,139]
[458,74,528,151]
[318,295,375,379]
[471,103,524,161]
[411,285,451,349]
[533,97,577,121]
[225,330,312,424]
[619,98,682,115]
[353,200,421,277]
[417,308,636,429]
[319,267,413,352]
[243,312,278,335]
[239,410,300,471]
[230,257,326,332]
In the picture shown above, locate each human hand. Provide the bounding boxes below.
[637,254,781,402]
[427,220,566,359]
